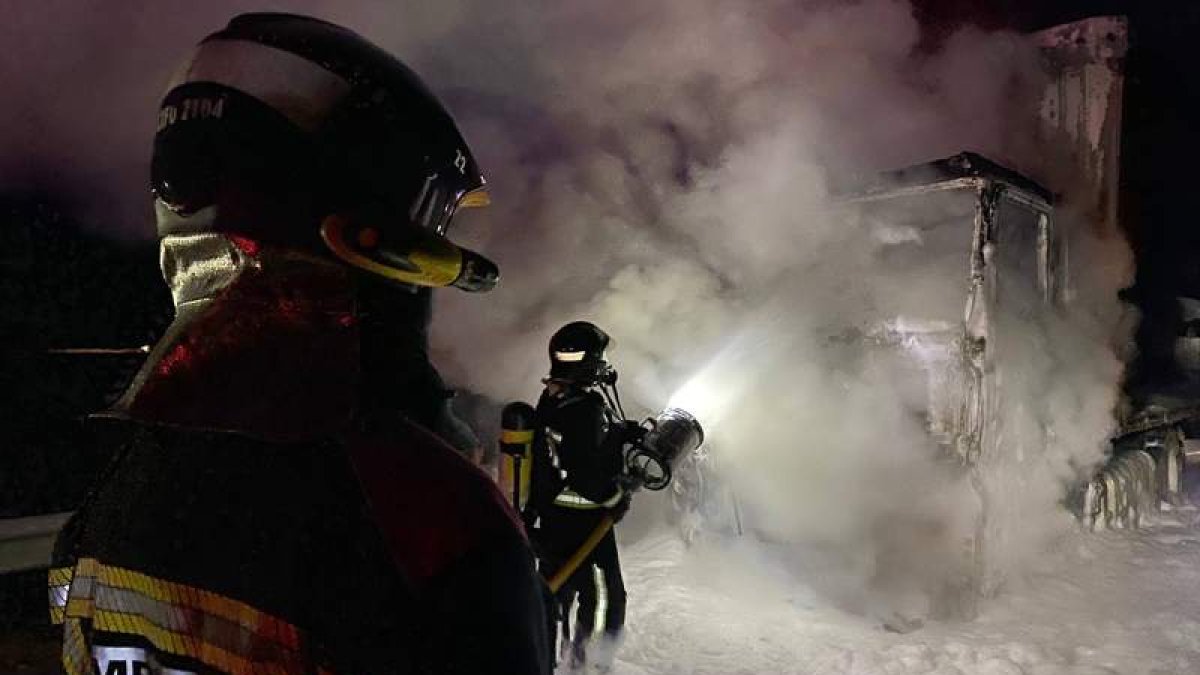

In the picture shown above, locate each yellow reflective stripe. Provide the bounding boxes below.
[49,566,71,624]
[66,596,95,618]
[91,610,257,675]
[77,557,100,577]
[62,618,89,675]
[54,558,315,675]
[48,565,74,586]
[94,560,301,648]
[500,429,534,444]
[553,501,601,510]
[553,490,604,509]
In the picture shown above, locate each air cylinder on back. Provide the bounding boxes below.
[500,401,536,509]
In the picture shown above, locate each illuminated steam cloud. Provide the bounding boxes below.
[427,0,1130,616]
[4,0,1131,616]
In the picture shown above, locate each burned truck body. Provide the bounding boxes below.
[836,152,1059,469]
[659,18,1153,614]
[833,15,1163,543]
[673,154,1062,556]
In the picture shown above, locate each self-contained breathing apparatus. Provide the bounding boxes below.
[500,361,704,591]
[500,359,703,501]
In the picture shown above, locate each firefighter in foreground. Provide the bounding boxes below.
[523,322,635,671]
[48,13,551,675]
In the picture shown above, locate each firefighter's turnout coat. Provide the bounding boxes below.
[526,385,628,645]
[48,242,551,675]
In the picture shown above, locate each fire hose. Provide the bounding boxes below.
[501,404,704,593]
[546,514,616,592]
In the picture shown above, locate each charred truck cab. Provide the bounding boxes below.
[833,152,1062,608]
[835,152,1060,469]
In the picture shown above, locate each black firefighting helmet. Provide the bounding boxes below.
[151,13,498,291]
[548,321,615,384]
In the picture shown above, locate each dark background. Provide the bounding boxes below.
[0,1,1197,662]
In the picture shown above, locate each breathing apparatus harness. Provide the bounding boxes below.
[501,367,704,591]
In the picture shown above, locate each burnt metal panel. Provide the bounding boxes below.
[1034,16,1127,236]
[834,152,1053,208]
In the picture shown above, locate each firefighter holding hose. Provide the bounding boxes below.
[523,321,635,671]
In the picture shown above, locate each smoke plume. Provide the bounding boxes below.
[3,0,1132,618]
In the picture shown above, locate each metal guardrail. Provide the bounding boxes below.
[0,512,72,573]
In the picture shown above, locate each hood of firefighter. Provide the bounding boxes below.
[108,232,369,441]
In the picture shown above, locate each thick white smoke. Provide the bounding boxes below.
[423,0,1131,618]
[2,0,1131,619]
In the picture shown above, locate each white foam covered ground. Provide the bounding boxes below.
[606,511,1200,675]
